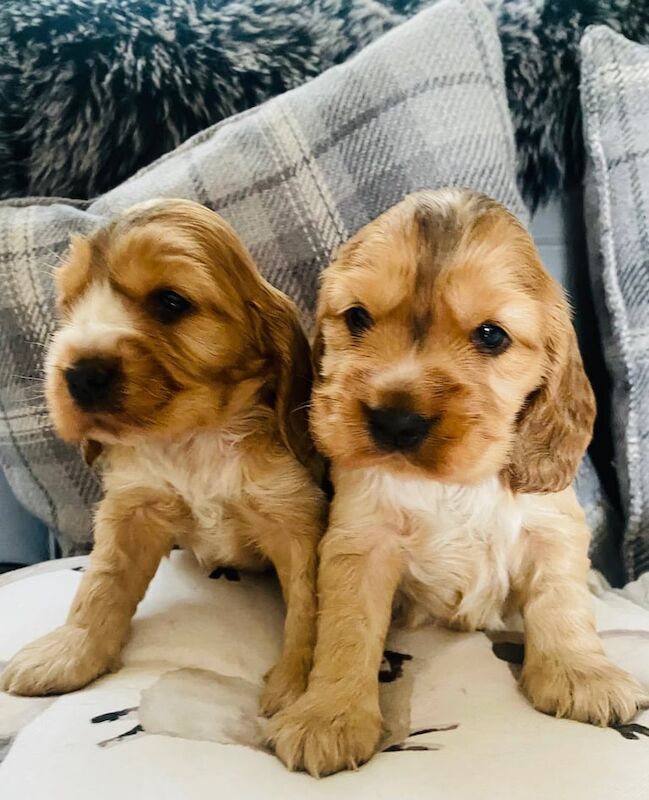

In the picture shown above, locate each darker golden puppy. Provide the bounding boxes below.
[1,199,325,717]
[268,188,648,776]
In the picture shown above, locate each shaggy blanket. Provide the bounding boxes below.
[1,0,648,207]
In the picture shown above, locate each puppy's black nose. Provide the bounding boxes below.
[65,358,120,411]
[366,407,432,452]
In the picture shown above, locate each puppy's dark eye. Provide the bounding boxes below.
[471,322,511,355]
[149,289,193,324]
[344,305,373,337]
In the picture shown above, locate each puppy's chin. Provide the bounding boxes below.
[328,443,505,484]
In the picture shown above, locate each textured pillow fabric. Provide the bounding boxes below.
[581,26,649,580]
[0,0,608,570]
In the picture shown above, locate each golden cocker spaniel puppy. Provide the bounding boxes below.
[268,188,648,775]
[1,199,325,717]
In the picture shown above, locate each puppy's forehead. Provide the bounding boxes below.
[107,221,210,286]
[57,218,217,309]
[328,191,517,310]
[409,196,474,339]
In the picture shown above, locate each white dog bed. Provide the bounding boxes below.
[1,551,649,799]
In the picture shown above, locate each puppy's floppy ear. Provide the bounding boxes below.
[252,288,322,481]
[506,305,596,494]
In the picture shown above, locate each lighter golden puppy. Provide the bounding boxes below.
[1,199,325,716]
[268,188,649,775]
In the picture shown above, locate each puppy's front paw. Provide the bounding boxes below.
[522,654,649,726]
[1,624,114,696]
[266,692,382,777]
[259,655,309,717]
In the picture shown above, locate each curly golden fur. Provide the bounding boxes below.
[1,200,325,717]
[267,188,648,776]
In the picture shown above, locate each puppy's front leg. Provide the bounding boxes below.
[517,494,648,725]
[1,488,187,696]
[257,517,320,717]
[267,523,402,777]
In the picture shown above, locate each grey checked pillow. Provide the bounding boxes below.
[582,26,649,580]
[0,0,610,567]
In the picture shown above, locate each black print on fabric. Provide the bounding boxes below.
[383,724,459,753]
[91,707,138,724]
[91,706,144,749]
[97,724,145,748]
[379,650,413,683]
[611,723,649,741]
[209,566,241,581]
[492,640,525,666]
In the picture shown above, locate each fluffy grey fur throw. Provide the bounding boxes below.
[1,0,648,207]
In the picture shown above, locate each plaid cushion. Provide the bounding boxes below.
[0,0,606,560]
[582,27,649,580]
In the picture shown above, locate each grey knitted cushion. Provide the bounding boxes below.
[0,0,610,567]
[582,26,649,580]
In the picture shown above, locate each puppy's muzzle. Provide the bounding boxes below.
[365,406,433,452]
[64,357,121,412]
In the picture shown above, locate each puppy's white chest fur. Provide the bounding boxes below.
[105,430,268,571]
[355,470,525,630]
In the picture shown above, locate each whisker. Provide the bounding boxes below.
[18,392,47,404]
[11,374,45,382]
[290,401,312,415]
